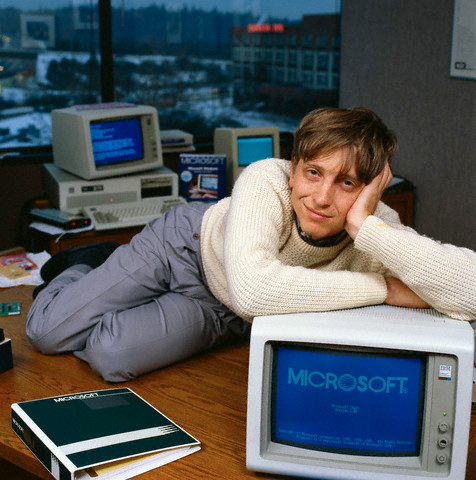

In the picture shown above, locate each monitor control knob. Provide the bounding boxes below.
[436,453,448,464]
[438,438,449,448]
[438,422,449,433]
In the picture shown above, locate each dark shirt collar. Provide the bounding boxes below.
[296,217,349,247]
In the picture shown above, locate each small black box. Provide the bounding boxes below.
[0,338,13,373]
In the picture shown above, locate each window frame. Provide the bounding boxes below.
[0,0,113,159]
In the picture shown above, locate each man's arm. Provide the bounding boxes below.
[384,276,430,309]
[344,164,432,309]
[346,173,476,319]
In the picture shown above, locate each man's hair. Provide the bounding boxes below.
[291,107,397,183]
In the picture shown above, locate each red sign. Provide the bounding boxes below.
[247,24,284,33]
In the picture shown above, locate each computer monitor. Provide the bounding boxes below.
[51,104,162,180]
[214,127,280,193]
[247,305,474,480]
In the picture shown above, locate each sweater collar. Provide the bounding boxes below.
[295,217,349,247]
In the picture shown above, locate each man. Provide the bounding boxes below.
[26,107,476,382]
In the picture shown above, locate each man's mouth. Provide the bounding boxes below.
[305,205,333,221]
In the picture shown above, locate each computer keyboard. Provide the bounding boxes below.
[82,197,187,230]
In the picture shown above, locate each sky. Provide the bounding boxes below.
[4,0,341,21]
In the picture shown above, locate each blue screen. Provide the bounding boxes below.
[199,175,218,191]
[90,118,144,166]
[237,136,274,166]
[272,344,425,456]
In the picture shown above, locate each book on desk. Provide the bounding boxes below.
[11,388,200,480]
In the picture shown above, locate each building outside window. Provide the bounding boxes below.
[317,33,328,48]
[231,13,340,117]
[303,51,314,68]
[0,1,341,152]
[318,52,329,70]
[288,49,297,67]
[301,34,313,49]
[287,68,297,84]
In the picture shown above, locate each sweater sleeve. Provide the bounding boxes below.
[354,215,476,320]
[221,160,388,320]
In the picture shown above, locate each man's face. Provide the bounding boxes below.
[289,149,364,240]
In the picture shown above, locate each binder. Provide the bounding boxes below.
[11,388,200,480]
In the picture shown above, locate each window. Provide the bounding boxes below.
[332,52,340,72]
[287,34,297,47]
[318,52,329,70]
[287,68,297,84]
[318,72,329,87]
[303,71,314,87]
[303,52,315,68]
[0,1,341,151]
[1,1,102,151]
[288,49,297,66]
[317,34,328,48]
[301,34,313,48]
[264,48,273,63]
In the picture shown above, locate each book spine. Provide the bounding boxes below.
[11,408,73,480]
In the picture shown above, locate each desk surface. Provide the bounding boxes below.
[1,286,475,480]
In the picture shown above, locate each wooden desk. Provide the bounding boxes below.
[1,286,474,480]
[0,286,254,480]
[29,225,141,255]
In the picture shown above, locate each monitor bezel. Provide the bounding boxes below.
[258,340,438,472]
[246,307,474,480]
[214,126,280,194]
[51,104,163,180]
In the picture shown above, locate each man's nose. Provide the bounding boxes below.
[311,181,334,206]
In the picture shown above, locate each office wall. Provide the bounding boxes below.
[340,0,476,250]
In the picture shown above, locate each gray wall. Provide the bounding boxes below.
[339,0,475,250]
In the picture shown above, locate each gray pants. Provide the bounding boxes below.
[26,203,250,382]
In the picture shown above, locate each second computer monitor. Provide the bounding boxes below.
[214,126,280,193]
[51,104,163,180]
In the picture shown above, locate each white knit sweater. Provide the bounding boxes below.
[200,158,476,322]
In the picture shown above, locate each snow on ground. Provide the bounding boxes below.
[1,51,299,148]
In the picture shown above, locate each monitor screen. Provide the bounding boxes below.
[237,136,274,167]
[198,174,218,192]
[272,344,426,457]
[90,117,144,166]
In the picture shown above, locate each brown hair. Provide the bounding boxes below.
[291,107,397,183]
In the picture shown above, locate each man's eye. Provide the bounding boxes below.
[342,179,356,189]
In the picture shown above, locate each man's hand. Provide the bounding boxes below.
[384,276,430,309]
[345,163,393,239]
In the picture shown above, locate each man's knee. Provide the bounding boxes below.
[25,321,73,355]
[75,347,141,383]
[25,304,58,354]
[25,331,54,354]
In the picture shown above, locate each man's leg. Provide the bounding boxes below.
[32,241,119,298]
[26,202,249,381]
[26,223,176,354]
[74,291,236,382]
